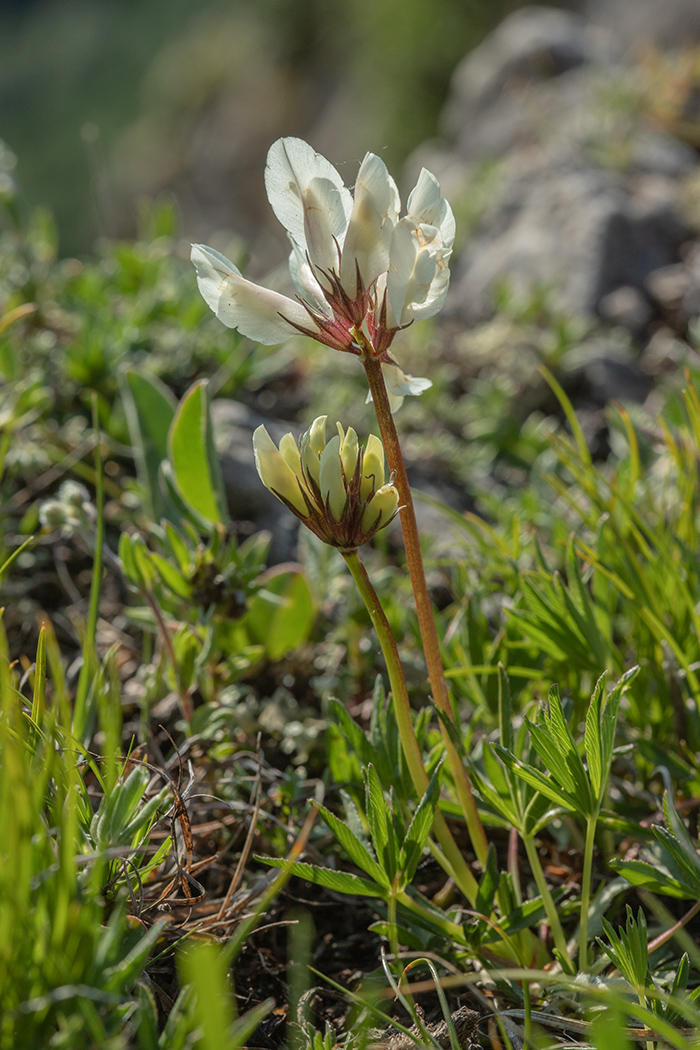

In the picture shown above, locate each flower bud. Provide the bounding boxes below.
[253,416,399,550]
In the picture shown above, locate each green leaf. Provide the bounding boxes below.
[368,921,426,951]
[122,368,178,523]
[662,790,700,879]
[599,907,651,991]
[653,825,700,898]
[30,624,46,727]
[497,663,514,753]
[149,552,192,599]
[494,746,578,813]
[489,889,566,939]
[168,380,228,526]
[246,567,315,661]
[527,685,594,815]
[365,764,397,881]
[610,859,691,899]
[584,672,606,801]
[256,857,384,898]
[475,844,499,918]
[584,667,636,804]
[318,804,389,888]
[399,763,441,885]
[163,522,193,574]
[664,954,690,1023]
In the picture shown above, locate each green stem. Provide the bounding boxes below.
[579,815,597,973]
[387,881,400,963]
[74,400,105,741]
[342,549,479,904]
[522,833,572,967]
[362,356,489,868]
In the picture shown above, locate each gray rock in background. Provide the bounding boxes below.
[447,159,688,322]
[409,5,696,328]
[584,0,700,50]
[442,5,597,158]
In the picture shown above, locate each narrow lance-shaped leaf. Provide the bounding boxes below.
[609,858,690,899]
[257,857,385,898]
[526,686,594,816]
[475,844,499,918]
[317,804,389,889]
[498,663,514,753]
[584,671,607,802]
[399,762,442,886]
[365,764,397,881]
[494,745,578,813]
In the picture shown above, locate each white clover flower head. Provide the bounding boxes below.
[192,138,455,409]
[253,416,399,550]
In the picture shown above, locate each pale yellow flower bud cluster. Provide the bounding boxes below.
[253,417,399,551]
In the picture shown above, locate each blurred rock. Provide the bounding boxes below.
[646,248,700,332]
[446,158,688,322]
[584,0,700,51]
[442,6,598,157]
[564,339,653,403]
[598,285,653,336]
[410,5,696,326]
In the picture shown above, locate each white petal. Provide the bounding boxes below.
[265,138,352,274]
[376,363,432,411]
[339,152,399,295]
[407,168,456,249]
[383,363,432,398]
[287,236,330,311]
[386,220,437,327]
[191,244,309,344]
[405,253,451,321]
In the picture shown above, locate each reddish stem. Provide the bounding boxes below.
[362,355,488,866]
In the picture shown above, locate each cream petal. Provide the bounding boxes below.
[191,244,309,344]
[337,422,359,481]
[383,362,432,398]
[279,432,302,474]
[265,138,352,273]
[301,415,327,485]
[253,426,309,516]
[362,483,399,533]
[361,434,385,500]
[318,435,346,521]
[339,152,399,295]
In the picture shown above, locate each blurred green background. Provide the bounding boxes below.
[0,0,529,257]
